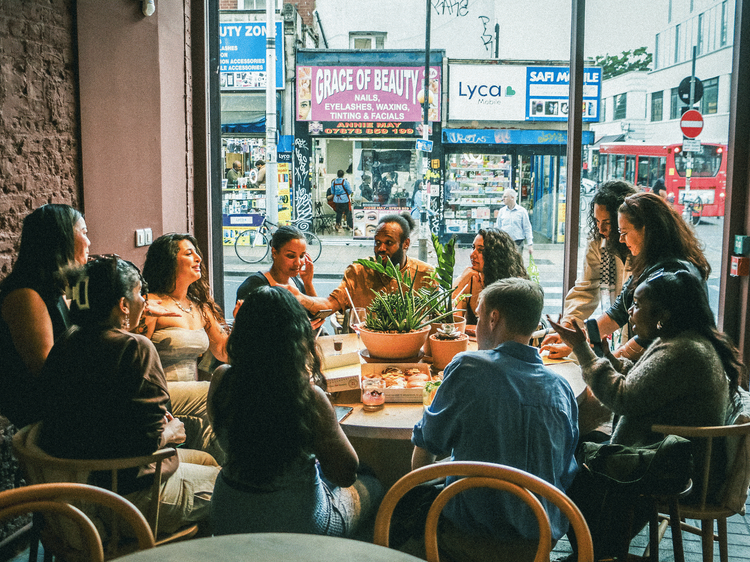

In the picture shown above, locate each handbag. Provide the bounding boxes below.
[579,435,693,496]
[326,187,336,211]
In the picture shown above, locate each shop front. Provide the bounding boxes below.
[219,18,287,246]
[293,50,444,238]
[442,130,595,244]
[444,62,601,244]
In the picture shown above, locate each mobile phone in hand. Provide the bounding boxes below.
[312,309,334,321]
[585,318,604,357]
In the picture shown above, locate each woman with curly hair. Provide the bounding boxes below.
[452,228,528,328]
[550,192,711,362]
[542,180,636,358]
[139,233,228,462]
[209,286,382,536]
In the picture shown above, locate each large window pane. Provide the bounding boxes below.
[701,77,719,115]
[614,93,627,120]
[651,91,663,121]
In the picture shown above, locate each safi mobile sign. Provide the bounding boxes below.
[526,66,601,122]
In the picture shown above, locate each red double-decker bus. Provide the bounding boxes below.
[596,142,727,223]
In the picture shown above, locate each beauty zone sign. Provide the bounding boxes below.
[297,65,441,122]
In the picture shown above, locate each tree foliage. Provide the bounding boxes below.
[593,47,653,80]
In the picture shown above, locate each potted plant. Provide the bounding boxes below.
[429,323,469,370]
[356,256,456,360]
[422,233,469,355]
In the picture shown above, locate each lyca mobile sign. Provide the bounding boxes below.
[448,64,601,122]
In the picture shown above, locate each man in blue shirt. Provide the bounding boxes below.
[411,278,579,560]
[496,188,534,257]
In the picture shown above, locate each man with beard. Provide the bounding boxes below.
[298,212,434,314]
[541,180,636,359]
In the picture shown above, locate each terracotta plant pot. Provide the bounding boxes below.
[429,333,469,370]
[423,318,467,356]
[359,326,431,360]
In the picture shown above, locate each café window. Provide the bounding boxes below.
[670,87,682,119]
[651,91,663,121]
[614,93,627,120]
[349,32,386,49]
[700,77,719,115]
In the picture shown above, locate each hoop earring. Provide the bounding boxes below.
[656,320,663,330]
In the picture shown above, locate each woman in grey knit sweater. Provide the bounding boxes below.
[551,270,746,558]
[552,269,744,447]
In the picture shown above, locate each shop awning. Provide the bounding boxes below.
[221,118,266,134]
[591,134,625,148]
[442,129,595,145]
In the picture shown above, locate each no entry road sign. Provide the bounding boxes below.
[680,109,704,139]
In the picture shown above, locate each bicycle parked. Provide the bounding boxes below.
[234,213,322,264]
[682,194,703,226]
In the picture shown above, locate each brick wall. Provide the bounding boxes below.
[291,0,315,26]
[0,0,81,279]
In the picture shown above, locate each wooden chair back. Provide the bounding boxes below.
[652,422,750,511]
[12,423,182,557]
[373,461,594,562]
[0,482,155,562]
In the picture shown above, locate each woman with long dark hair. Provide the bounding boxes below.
[209,286,382,536]
[452,228,528,327]
[550,270,744,558]
[139,233,227,461]
[0,204,90,427]
[542,180,636,357]
[596,192,710,356]
[39,256,219,533]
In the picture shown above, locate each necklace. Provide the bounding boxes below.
[169,295,193,314]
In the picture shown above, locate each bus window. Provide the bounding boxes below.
[674,146,722,177]
[648,156,666,187]
[625,156,635,183]
[613,155,625,179]
[637,156,650,186]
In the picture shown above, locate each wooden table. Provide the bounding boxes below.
[331,357,586,489]
[117,533,423,562]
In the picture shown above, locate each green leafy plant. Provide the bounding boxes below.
[355,256,456,333]
[420,233,468,323]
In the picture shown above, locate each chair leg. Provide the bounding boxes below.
[667,499,684,562]
[648,503,660,562]
[717,517,728,562]
[700,519,714,562]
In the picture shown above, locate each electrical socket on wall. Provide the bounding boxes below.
[135,229,145,247]
[144,228,153,245]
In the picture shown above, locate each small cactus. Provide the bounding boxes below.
[434,323,461,340]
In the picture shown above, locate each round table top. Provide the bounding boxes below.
[118,533,423,562]
[338,359,586,441]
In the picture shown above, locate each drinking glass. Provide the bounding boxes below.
[350,308,367,333]
[332,335,343,355]
[361,377,386,411]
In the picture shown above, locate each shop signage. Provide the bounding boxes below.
[296,65,441,122]
[448,64,601,122]
[416,139,434,152]
[307,121,422,137]
[220,22,284,90]
[442,129,595,146]
[526,66,601,122]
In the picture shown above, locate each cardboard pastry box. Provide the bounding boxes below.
[361,362,431,403]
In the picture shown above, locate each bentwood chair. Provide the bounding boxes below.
[0,482,155,562]
[373,461,594,562]
[12,423,198,560]
[649,420,750,562]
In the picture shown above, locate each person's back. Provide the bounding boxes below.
[414,343,578,541]
[411,278,578,556]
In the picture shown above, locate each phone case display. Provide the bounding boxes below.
[445,153,512,233]
[222,138,266,216]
